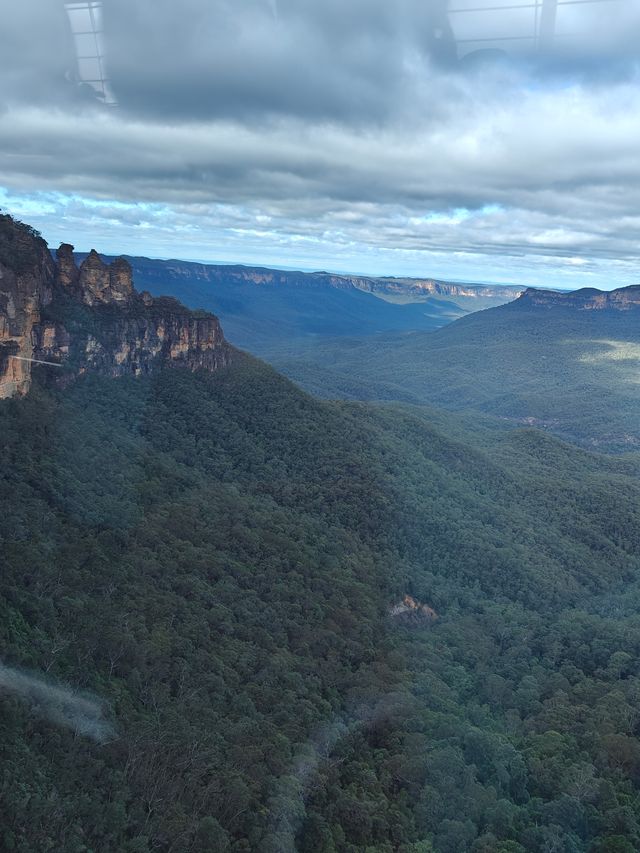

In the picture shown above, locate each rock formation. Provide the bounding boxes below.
[0,216,55,397]
[76,249,135,306]
[0,215,232,399]
[55,243,80,295]
[389,595,438,623]
[356,276,523,301]
[117,257,522,304]
[519,285,640,310]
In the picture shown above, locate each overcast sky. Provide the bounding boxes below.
[1,0,640,287]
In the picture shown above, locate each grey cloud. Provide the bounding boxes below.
[0,0,454,120]
[3,1,639,121]
[101,0,640,123]
[2,78,640,211]
[1,1,640,284]
[0,1,88,109]
[2,83,640,274]
[106,0,463,121]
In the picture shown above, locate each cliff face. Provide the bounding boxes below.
[0,216,56,398]
[0,216,232,399]
[34,308,229,378]
[76,249,135,306]
[117,256,521,303]
[357,277,522,301]
[519,286,640,310]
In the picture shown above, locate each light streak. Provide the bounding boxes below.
[9,355,63,367]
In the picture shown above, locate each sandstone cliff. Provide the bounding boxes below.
[0,216,232,399]
[518,285,640,310]
[0,216,55,397]
[115,256,522,304]
[357,276,522,301]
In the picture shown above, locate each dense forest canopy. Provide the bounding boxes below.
[2,350,640,851]
[262,296,640,452]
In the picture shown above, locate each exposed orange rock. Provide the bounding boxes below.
[0,217,233,399]
[78,250,134,306]
[56,243,80,294]
[0,218,55,398]
[389,595,438,622]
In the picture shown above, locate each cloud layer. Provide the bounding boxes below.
[1,1,639,286]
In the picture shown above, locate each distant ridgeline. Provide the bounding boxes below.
[519,286,640,310]
[113,256,520,304]
[75,253,523,353]
[4,213,640,852]
[266,281,640,451]
[0,215,232,399]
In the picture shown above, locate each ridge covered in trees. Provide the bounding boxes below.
[263,295,640,452]
[2,353,640,852]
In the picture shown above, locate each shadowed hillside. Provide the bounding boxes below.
[265,286,640,451]
[3,357,640,852]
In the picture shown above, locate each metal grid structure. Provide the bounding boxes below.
[64,1,116,105]
[448,0,625,57]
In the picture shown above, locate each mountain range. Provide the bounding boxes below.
[3,214,640,853]
[81,254,522,353]
[266,284,640,451]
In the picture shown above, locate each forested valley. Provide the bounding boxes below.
[2,0,639,849]
[263,290,640,453]
[2,349,640,852]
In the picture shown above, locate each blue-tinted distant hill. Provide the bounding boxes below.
[266,285,640,451]
[77,254,521,352]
